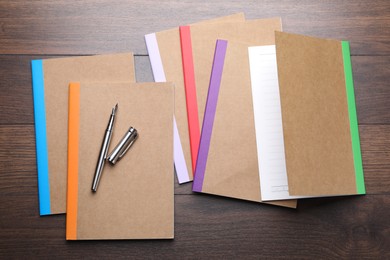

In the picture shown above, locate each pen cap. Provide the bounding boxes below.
[107,127,138,165]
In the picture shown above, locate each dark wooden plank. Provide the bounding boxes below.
[134,55,154,83]
[0,125,196,196]
[360,125,390,195]
[172,128,390,196]
[175,125,390,195]
[0,125,389,197]
[0,54,154,125]
[0,55,35,124]
[0,1,388,259]
[0,0,388,55]
[354,56,390,124]
[0,193,388,258]
[0,55,389,125]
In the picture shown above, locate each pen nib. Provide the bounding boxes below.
[112,103,118,115]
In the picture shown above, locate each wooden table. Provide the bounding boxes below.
[0,1,389,258]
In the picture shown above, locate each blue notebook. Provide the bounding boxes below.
[31,53,135,215]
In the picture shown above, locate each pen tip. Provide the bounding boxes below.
[112,103,118,115]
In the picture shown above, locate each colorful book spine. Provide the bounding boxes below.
[342,41,365,194]
[31,60,51,215]
[66,82,80,240]
[145,33,190,184]
[180,26,201,174]
[193,40,227,192]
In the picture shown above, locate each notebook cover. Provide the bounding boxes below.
[181,18,282,172]
[31,53,135,215]
[67,82,174,240]
[193,39,296,208]
[145,13,245,184]
[275,31,365,196]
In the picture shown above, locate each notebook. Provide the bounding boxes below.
[198,32,365,203]
[179,18,282,174]
[272,31,365,198]
[67,82,174,240]
[31,53,135,215]
[145,13,245,184]
[192,39,296,208]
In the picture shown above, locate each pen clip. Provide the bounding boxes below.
[107,127,138,165]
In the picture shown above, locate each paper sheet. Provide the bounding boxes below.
[249,45,305,201]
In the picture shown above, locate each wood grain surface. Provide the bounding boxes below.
[0,1,389,258]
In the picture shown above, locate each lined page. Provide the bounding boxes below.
[248,45,306,201]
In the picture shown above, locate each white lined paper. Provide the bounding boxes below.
[248,45,307,201]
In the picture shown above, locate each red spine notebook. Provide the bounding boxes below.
[180,25,201,173]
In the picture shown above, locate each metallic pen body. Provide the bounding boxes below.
[92,104,117,192]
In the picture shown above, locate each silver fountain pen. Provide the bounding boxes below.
[91,103,118,192]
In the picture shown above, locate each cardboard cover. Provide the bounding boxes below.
[193,39,296,208]
[31,53,135,215]
[275,31,365,196]
[181,18,282,170]
[145,13,245,184]
[67,82,174,240]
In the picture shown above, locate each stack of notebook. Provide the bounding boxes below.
[32,54,174,240]
[31,13,365,240]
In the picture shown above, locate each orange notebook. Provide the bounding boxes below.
[67,82,174,240]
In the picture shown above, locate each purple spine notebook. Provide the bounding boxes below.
[192,39,228,192]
